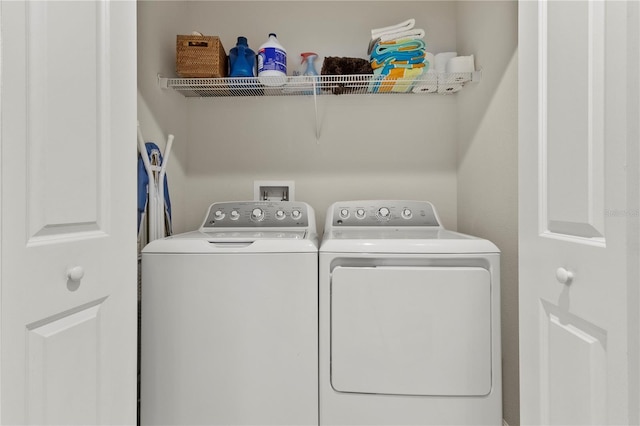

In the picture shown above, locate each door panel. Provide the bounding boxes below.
[540,300,607,425]
[543,0,605,240]
[26,1,107,241]
[331,266,492,396]
[1,1,137,424]
[27,299,106,425]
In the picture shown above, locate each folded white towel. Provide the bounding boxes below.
[371,18,415,40]
[378,28,425,42]
[367,27,425,55]
[368,19,425,55]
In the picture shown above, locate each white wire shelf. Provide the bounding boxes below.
[158,71,481,98]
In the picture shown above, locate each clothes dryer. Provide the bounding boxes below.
[319,200,501,425]
[141,201,318,426]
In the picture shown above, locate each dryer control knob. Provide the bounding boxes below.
[251,208,264,221]
[214,210,225,220]
[291,210,302,220]
[230,210,240,220]
[378,207,390,218]
[402,208,413,219]
[339,208,350,219]
[356,208,366,219]
[275,210,286,220]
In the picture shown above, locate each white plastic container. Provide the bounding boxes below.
[257,33,287,86]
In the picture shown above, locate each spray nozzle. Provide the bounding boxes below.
[300,52,318,64]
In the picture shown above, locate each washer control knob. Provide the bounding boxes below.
[402,208,413,219]
[291,210,302,220]
[230,210,240,220]
[275,210,286,220]
[214,210,225,220]
[356,208,366,219]
[251,208,264,221]
[339,208,350,219]
[378,207,390,218]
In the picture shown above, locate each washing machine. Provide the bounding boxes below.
[319,200,502,425]
[141,201,318,426]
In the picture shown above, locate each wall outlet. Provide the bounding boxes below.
[254,180,295,201]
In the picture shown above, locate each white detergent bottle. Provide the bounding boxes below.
[257,33,287,86]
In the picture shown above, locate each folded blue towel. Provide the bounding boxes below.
[373,38,425,56]
[371,54,426,70]
[370,38,426,71]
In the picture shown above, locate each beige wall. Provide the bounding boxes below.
[456,1,519,425]
[184,92,459,231]
[139,1,461,233]
[182,1,462,232]
[137,1,190,233]
[138,1,519,423]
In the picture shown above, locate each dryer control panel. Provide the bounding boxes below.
[201,201,310,228]
[330,200,441,227]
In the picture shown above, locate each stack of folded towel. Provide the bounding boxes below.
[368,18,428,93]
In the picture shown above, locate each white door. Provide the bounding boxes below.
[0,1,137,424]
[519,1,639,424]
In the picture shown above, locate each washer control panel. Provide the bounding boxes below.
[331,200,441,227]
[201,201,309,228]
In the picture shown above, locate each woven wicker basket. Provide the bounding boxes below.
[176,35,227,78]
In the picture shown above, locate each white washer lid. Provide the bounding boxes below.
[142,230,318,254]
[201,230,308,240]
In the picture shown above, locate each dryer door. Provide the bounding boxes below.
[330,266,492,396]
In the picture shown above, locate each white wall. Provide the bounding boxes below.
[456,2,519,425]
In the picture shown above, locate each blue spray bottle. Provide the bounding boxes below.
[229,36,256,77]
[300,52,320,94]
